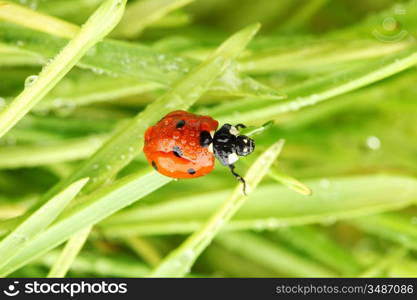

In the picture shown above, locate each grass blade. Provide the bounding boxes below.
[149,139,285,277]
[0,0,127,138]
[0,1,79,38]
[100,175,417,236]
[113,0,194,38]
[0,177,88,272]
[47,226,91,278]
[0,14,278,98]
[217,232,336,277]
[0,171,170,276]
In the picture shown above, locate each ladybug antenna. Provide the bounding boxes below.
[229,164,247,195]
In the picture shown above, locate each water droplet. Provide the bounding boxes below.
[11,233,29,243]
[128,146,134,152]
[16,40,25,47]
[366,136,381,150]
[91,68,104,75]
[92,164,99,170]
[86,46,97,56]
[106,165,112,171]
[320,179,331,189]
[24,75,38,87]
[173,131,180,139]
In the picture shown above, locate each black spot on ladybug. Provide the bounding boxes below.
[176,120,186,129]
[151,161,158,170]
[200,130,212,148]
[173,146,183,157]
[187,168,196,175]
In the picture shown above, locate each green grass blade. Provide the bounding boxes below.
[217,232,336,277]
[113,0,194,38]
[47,226,91,278]
[0,19,278,99]
[274,226,363,275]
[214,46,417,124]
[358,247,407,278]
[0,135,107,169]
[0,171,171,276]
[40,250,150,277]
[100,175,417,236]
[149,139,284,277]
[0,0,127,138]
[351,213,417,251]
[0,1,79,38]
[268,168,312,196]
[0,177,88,272]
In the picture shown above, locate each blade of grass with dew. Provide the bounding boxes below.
[0,177,88,271]
[148,139,285,277]
[239,40,410,75]
[0,134,107,169]
[47,226,91,278]
[0,170,171,276]
[0,0,79,38]
[213,45,417,124]
[40,250,150,277]
[268,168,312,196]
[216,231,336,277]
[113,0,194,38]
[0,0,127,138]
[0,5,279,99]
[36,77,162,111]
[350,212,417,251]
[99,175,417,236]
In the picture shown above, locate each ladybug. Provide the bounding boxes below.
[144,110,255,193]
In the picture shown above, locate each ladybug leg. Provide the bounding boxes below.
[228,164,247,195]
[235,124,246,130]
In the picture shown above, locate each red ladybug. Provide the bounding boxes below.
[144,110,255,192]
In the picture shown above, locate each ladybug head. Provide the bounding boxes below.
[202,123,255,194]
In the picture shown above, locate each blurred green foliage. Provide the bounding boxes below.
[0,0,417,277]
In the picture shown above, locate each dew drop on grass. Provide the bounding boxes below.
[120,154,126,160]
[319,178,331,189]
[24,75,38,87]
[128,146,134,152]
[11,233,29,244]
[366,136,381,150]
[92,164,99,170]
